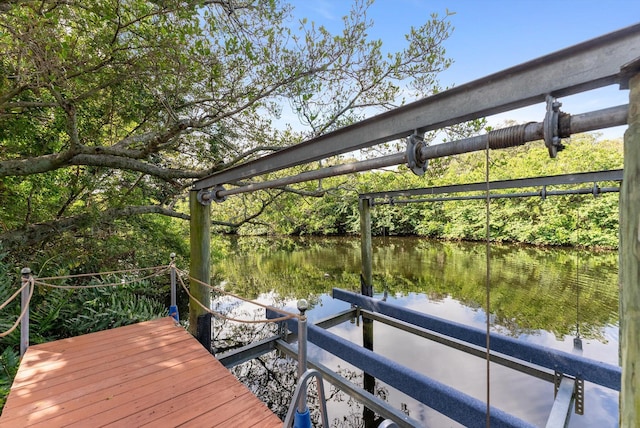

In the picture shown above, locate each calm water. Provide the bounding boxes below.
[210,236,619,427]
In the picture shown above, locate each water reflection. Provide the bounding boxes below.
[213,236,619,427]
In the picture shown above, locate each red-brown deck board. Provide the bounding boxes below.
[0,317,282,427]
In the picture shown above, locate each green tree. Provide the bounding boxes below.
[0,0,454,267]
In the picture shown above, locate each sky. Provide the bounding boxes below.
[290,0,640,140]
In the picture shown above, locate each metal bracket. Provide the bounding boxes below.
[405,133,428,176]
[575,377,584,415]
[554,371,584,415]
[196,185,226,205]
[619,56,640,90]
[543,95,565,158]
[554,370,562,397]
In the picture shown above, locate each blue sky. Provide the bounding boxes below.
[291,0,640,139]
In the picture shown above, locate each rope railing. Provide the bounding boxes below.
[0,278,29,312]
[0,264,172,351]
[175,267,298,324]
[0,276,33,339]
[1,258,299,357]
[36,265,168,281]
[34,267,170,289]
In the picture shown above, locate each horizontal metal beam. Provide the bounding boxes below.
[361,310,555,384]
[372,186,620,206]
[545,376,575,428]
[216,335,279,368]
[333,289,621,391]
[276,340,422,428]
[360,169,623,201]
[193,24,640,191]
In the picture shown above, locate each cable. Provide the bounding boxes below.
[485,134,492,427]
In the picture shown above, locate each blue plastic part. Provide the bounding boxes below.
[169,305,179,322]
[293,408,311,428]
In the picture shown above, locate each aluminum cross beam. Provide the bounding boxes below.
[359,169,624,201]
[193,24,640,191]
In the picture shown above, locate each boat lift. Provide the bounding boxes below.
[187,24,640,427]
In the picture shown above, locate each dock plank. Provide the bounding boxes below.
[0,317,282,427]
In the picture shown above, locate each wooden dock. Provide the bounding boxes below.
[0,317,282,427]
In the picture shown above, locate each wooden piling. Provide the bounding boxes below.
[620,68,640,427]
[189,190,211,345]
[359,198,373,294]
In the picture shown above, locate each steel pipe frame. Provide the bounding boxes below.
[202,104,627,200]
[275,340,422,428]
[269,309,536,428]
[193,24,640,192]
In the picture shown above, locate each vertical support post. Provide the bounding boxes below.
[359,198,373,295]
[169,252,179,322]
[620,63,640,427]
[359,198,376,427]
[189,190,211,350]
[294,299,311,428]
[20,268,31,357]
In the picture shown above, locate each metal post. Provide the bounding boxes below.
[294,299,311,428]
[619,59,640,427]
[20,268,31,357]
[169,252,179,322]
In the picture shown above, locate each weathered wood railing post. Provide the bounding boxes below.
[189,190,211,351]
[169,252,179,323]
[620,59,640,427]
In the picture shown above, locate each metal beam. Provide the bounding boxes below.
[361,310,555,384]
[201,105,626,199]
[217,335,279,368]
[372,186,620,206]
[360,169,623,201]
[193,24,640,191]
[545,376,575,428]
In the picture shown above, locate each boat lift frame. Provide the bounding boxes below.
[188,23,640,428]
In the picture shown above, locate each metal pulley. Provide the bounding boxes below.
[197,185,227,205]
[406,133,428,176]
[543,95,566,158]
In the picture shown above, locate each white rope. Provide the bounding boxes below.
[34,266,169,289]
[176,271,297,324]
[0,277,34,338]
[0,278,29,311]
